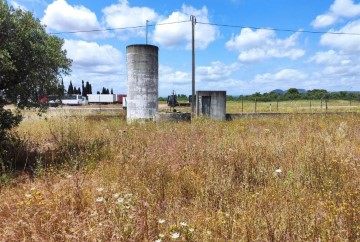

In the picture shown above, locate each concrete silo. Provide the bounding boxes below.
[126,44,159,122]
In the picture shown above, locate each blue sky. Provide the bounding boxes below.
[8,0,360,96]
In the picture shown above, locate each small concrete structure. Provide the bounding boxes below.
[155,112,191,123]
[196,91,226,121]
[126,44,158,122]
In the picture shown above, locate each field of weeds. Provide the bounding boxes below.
[0,112,359,241]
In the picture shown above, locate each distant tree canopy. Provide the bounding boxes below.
[226,88,360,102]
[0,1,71,144]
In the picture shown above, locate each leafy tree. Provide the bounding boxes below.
[81,80,86,96]
[0,1,71,163]
[67,81,74,94]
[287,88,299,95]
[88,83,92,94]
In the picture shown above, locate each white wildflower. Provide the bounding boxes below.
[96,197,105,203]
[158,219,166,224]
[171,232,180,239]
[113,193,120,199]
[154,240,162,242]
[180,222,187,227]
[159,233,165,238]
[117,197,124,203]
[275,168,282,173]
[25,193,32,198]
[189,228,194,232]
[96,187,104,192]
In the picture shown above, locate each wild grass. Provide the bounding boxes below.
[0,112,359,241]
[157,100,360,114]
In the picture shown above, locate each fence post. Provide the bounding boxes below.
[241,97,244,113]
[254,98,257,113]
[320,98,323,113]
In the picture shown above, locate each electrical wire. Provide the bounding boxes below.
[48,19,360,36]
[197,21,360,36]
[49,20,191,35]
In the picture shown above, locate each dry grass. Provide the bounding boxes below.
[0,112,360,241]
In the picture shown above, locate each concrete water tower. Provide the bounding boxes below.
[126,44,159,122]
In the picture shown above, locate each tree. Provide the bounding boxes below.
[67,81,74,95]
[82,80,86,96]
[0,2,71,160]
[286,88,299,95]
[88,83,92,94]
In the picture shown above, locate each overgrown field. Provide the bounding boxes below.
[0,112,359,241]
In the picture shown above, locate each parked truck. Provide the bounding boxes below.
[87,94,117,104]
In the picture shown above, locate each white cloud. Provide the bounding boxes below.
[312,0,360,28]
[308,50,351,65]
[197,61,240,82]
[253,69,308,84]
[158,62,240,95]
[311,14,337,29]
[153,5,218,49]
[320,20,360,51]
[226,28,305,62]
[102,0,159,40]
[42,0,103,38]
[63,40,124,93]
[160,65,191,85]
[9,1,27,10]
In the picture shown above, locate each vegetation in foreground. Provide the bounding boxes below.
[0,113,359,241]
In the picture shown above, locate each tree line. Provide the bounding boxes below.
[66,80,113,96]
[227,88,360,102]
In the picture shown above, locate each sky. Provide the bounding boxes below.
[7,0,360,96]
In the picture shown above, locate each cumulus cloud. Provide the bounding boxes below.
[102,0,159,40]
[320,20,360,51]
[253,69,308,84]
[42,0,104,38]
[308,50,351,65]
[63,39,123,73]
[153,5,218,49]
[312,0,360,28]
[63,39,124,93]
[308,49,360,79]
[226,28,305,62]
[197,61,240,82]
[158,62,241,95]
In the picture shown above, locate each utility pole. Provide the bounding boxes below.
[146,20,149,44]
[190,15,196,115]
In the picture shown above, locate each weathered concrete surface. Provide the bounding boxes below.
[226,112,360,120]
[126,45,158,122]
[155,112,191,122]
[196,91,226,121]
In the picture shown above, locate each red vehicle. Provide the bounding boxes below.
[117,94,127,104]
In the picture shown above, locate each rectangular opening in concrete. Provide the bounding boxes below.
[201,96,211,117]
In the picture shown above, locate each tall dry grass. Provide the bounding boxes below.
[0,113,359,241]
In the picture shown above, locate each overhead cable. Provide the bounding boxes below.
[197,21,360,36]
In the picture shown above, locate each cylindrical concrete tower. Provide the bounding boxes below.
[126,44,159,122]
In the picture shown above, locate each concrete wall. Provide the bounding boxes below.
[196,91,226,121]
[126,44,158,122]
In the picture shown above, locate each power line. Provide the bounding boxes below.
[48,19,360,36]
[197,21,360,36]
[49,20,191,35]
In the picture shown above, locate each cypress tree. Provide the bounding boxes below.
[68,81,73,95]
